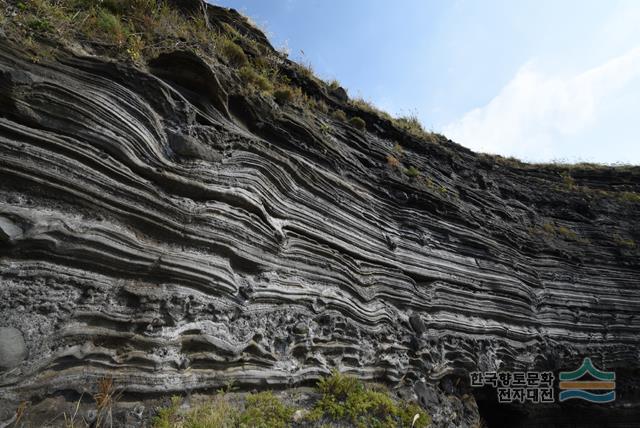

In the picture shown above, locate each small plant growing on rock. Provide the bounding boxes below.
[93,377,121,428]
[152,391,294,428]
[394,114,440,145]
[220,38,248,67]
[614,234,637,249]
[539,223,587,243]
[319,122,332,134]
[273,86,295,104]
[395,115,423,134]
[350,97,393,120]
[328,79,341,90]
[95,8,127,45]
[127,34,144,62]
[308,98,329,114]
[239,65,273,91]
[404,166,420,178]
[307,370,430,428]
[349,116,366,130]
[619,191,640,203]
[27,17,52,32]
[387,155,400,169]
[557,226,578,240]
[331,109,347,121]
[239,391,294,428]
[562,172,576,190]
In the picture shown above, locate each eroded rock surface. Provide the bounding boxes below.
[0,2,639,427]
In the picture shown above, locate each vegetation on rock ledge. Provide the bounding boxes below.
[152,371,430,428]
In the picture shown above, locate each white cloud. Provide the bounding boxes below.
[444,46,640,161]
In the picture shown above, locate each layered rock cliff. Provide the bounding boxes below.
[1,1,639,426]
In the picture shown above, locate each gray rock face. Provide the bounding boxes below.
[0,327,26,370]
[0,3,639,426]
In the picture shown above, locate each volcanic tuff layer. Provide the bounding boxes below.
[1,1,640,426]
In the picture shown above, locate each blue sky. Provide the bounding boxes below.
[211,0,640,164]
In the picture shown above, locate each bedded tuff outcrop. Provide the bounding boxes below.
[0,1,639,426]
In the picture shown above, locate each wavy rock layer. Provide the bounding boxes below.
[1,5,640,427]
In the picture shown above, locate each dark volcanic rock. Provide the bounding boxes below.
[0,2,639,427]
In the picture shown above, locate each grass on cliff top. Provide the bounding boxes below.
[152,371,430,428]
[2,0,445,146]
[5,0,216,61]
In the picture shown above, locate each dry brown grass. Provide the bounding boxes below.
[387,155,400,168]
[15,401,29,426]
[93,377,121,428]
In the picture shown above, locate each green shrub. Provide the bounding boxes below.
[27,17,52,32]
[317,370,363,403]
[92,8,128,45]
[183,397,237,428]
[331,109,347,121]
[153,396,182,428]
[399,402,430,428]
[309,371,430,428]
[239,65,273,91]
[220,38,248,67]
[239,391,294,428]
[153,392,293,428]
[294,61,315,79]
[349,116,366,130]
[395,115,423,134]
